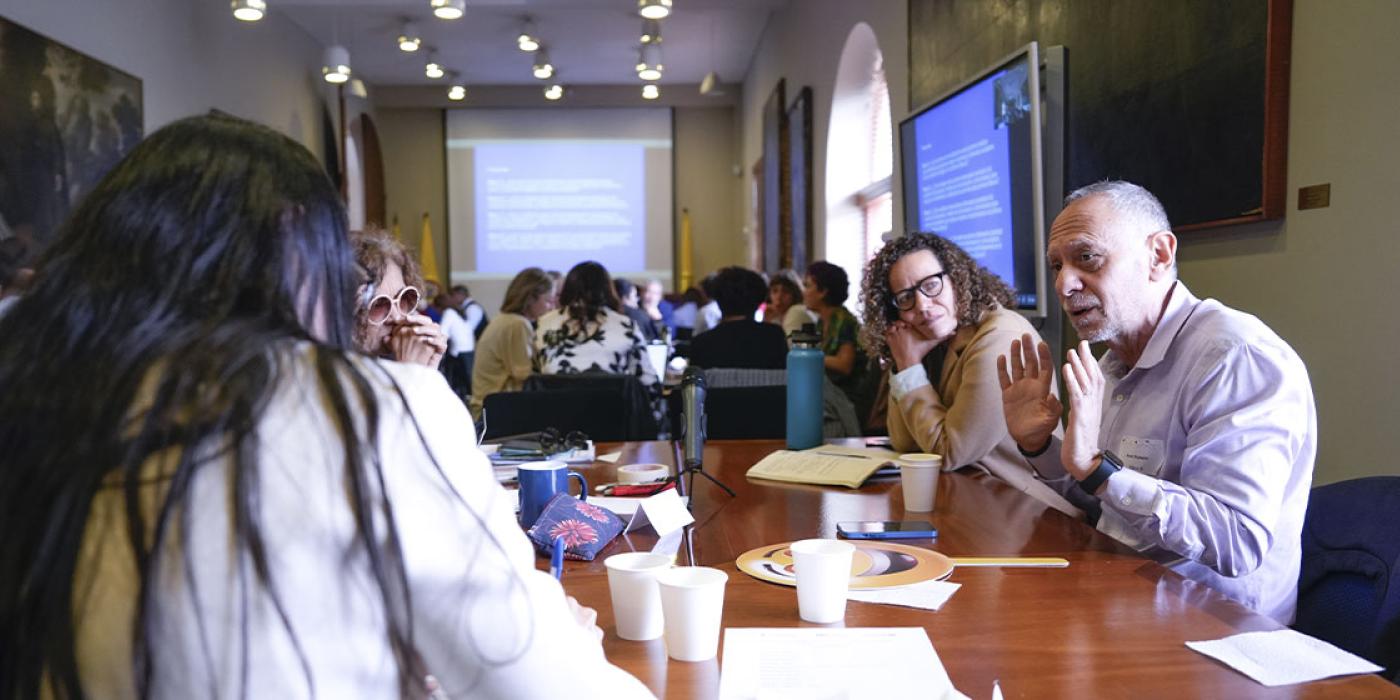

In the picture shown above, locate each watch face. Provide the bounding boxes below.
[1101,450,1124,469]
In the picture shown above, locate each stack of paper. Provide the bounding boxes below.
[719,628,968,699]
[1185,629,1383,686]
[848,579,961,611]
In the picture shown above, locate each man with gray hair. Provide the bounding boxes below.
[997,180,1315,623]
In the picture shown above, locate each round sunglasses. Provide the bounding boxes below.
[364,285,420,325]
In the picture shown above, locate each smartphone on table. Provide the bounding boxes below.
[836,520,938,540]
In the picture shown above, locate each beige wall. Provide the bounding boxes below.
[376,109,448,287]
[675,107,743,288]
[1175,0,1400,485]
[738,0,909,261]
[0,0,330,160]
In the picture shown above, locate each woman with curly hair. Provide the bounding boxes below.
[860,233,1079,516]
[350,226,448,369]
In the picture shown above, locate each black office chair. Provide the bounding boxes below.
[498,372,660,441]
[481,388,629,442]
[703,385,786,439]
[1294,476,1400,681]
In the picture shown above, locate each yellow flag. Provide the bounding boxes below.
[679,207,693,291]
[418,212,440,285]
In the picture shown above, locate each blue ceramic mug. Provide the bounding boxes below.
[517,460,588,528]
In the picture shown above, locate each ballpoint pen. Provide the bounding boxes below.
[550,535,566,580]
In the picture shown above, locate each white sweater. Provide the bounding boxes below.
[71,346,654,699]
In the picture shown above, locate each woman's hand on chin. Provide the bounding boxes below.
[885,320,943,372]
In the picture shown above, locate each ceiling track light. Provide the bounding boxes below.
[517,18,540,52]
[642,84,659,100]
[638,0,672,20]
[322,45,351,84]
[448,83,466,101]
[532,49,554,80]
[640,18,661,44]
[425,51,445,79]
[431,0,465,20]
[636,43,663,81]
[398,21,422,52]
[544,84,564,101]
[231,0,266,22]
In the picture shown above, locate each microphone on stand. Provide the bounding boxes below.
[681,367,707,470]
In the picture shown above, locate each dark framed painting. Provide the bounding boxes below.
[760,79,788,274]
[786,86,813,273]
[909,0,1290,231]
[0,17,143,248]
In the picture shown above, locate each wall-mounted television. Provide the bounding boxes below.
[899,42,1047,317]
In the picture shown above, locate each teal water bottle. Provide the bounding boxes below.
[786,323,824,449]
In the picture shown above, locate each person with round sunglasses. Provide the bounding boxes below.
[860,232,1081,517]
[351,227,448,368]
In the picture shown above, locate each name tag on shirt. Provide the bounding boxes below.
[1116,436,1165,477]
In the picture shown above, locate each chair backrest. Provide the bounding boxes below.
[703,385,787,439]
[519,372,659,441]
[1294,476,1400,677]
[481,388,631,442]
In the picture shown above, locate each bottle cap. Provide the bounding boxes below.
[789,322,821,347]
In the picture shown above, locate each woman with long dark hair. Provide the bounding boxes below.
[534,260,664,432]
[859,232,1078,516]
[0,114,651,699]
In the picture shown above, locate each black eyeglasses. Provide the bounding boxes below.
[539,427,590,454]
[891,271,948,311]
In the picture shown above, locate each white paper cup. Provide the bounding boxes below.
[791,538,856,623]
[604,552,673,641]
[656,566,728,661]
[899,453,943,512]
[645,343,668,380]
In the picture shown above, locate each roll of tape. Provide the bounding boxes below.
[618,463,669,484]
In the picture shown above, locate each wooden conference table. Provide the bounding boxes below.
[549,440,1395,699]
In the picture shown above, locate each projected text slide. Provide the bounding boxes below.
[474,142,645,274]
[913,72,1016,283]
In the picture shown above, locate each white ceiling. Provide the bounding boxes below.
[273,0,789,88]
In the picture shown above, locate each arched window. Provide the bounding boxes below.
[826,23,893,311]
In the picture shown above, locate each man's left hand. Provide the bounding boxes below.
[1060,340,1104,481]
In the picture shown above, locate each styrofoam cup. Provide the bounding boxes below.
[899,453,943,512]
[656,566,728,661]
[604,552,673,641]
[791,538,856,623]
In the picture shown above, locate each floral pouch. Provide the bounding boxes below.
[525,492,625,561]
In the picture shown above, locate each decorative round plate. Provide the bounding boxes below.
[735,541,954,589]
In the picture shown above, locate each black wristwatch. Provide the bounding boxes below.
[1078,450,1123,495]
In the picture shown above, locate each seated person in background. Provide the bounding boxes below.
[0,113,651,699]
[690,266,788,370]
[471,266,556,420]
[351,227,448,369]
[670,285,705,331]
[440,284,489,397]
[420,279,443,322]
[764,268,816,338]
[640,278,673,333]
[999,180,1315,623]
[614,277,661,342]
[693,273,723,335]
[804,261,873,418]
[860,233,1078,516]
[535,261,664,427]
